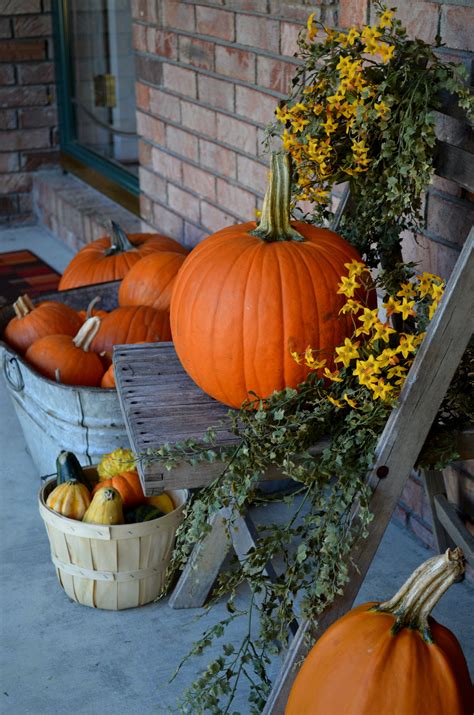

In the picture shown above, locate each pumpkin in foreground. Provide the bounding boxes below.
[285,548,473,715]
[171,153,372,408]
[59,221,187,290]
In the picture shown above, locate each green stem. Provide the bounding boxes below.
[250,153,305,243]
[104,221,135,255]
[374,548,464,643]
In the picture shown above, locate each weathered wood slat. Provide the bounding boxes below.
[422,469,456,553]
[434,495,474,562]
[435,142,474,192]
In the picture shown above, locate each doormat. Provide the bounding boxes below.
[0,250,61,307]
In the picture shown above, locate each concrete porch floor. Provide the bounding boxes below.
[0,225,472,714]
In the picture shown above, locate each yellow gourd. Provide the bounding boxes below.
[82,487,124,525]
[97,448,136,480]
[147,493,175,514]
[46,480,91,520]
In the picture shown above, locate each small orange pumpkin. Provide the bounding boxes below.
[101,363,115,389]
[25,317,105,386]
[118,251,187,312]
[59,221,188,290]
[286,548,473,715]
[91,305,171,355]
[3,294,83,355]
[92,469,144,508]
[78,296,108,322]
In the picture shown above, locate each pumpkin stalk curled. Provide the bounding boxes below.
[13,294,35,318]
[250,153,305,243]
[375,547,464,643]
[105,221,136,256]
[72,316,101,352]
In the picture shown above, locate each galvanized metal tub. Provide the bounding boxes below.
[0,281,129,474]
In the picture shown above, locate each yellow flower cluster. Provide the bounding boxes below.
[277,8,397,204]
[291,262,445,407]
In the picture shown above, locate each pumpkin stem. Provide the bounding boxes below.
[250,153,305,243]
[73,316,101,352]
[104,221,136,256]
[55,368,61,383]
[374,548,464,643]
[13,294,35,318]
[86,296,101,319]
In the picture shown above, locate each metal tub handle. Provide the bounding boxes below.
[2,352,25,392]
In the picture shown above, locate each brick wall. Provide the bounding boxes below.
[0,0,58,226]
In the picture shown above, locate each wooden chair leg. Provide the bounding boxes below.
[169,508,232,609]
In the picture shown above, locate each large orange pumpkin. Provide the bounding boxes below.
[118,251,187,311]
[170,153,371,408]
[286,548,473,715]
[3,294,83,355]
[91,305,171,355]
[25,316,105,386]
[58,221,188,290]
[92,469,144,508]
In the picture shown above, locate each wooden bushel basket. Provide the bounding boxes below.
[39,468,188,610]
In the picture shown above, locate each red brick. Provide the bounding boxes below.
[132,23,147,52]
[216,177,256,219]
[135,54,163,86]
[18,105,57,127]
[166,125,198,161]
[162,0,195,32]
[200,200,237,233]
[0,1,41,13]
[0,40,45,62]
[339,0,368,28]
[151,146,182,182]
[182,162,216,202]
[154,29,178,60]
[400,476,423,515]
[216,113,257,154]
[131,0,157,23]
[198,74,234,112]
[139,166,167,201]
[269,1,316,22]
[280,21,302,57]
[199,137,237,178]
[181,100,216,137]
[17,61,55,85]
[0,109,17,128]
[136,111,165,144]
[149,87,181,121]
[215,45,255,83]
[235,85,277,126]
[13,15,52,38]
[441,5,474,53]
[138,138,152,168]
[162,63,197,98]
[140,193,153,224]
[0,66,14,85]
[0,18,12,38]
[0,86,47,108]
[4,127,50,150]
[135,81,150,112]
[179,35,214,71]
[168,183,200,223]
[196,5,235,41]
[0,152,19,173]
[152,201,184,237]
[237,155,268,194]
[257,56,297,94]
[0,172,32,193]
[236,14,280,52]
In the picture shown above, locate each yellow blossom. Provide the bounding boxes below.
[371,320,397,343]
[346,27,360,45]
[322,114,338,135]
[370,378,395,401]
[339,298,362,315]
[374,100,390,118]
[304,346,327,370]
[382,295,400,317]
[344,259,369,278]
[353,355,380,387]
[398,333,419,358]
[337,274,360,298]
[396,282,417,300]
[416,272,444,298]
[290,349,302,365]
[336,32,349,48]
[355,307,379,336]
[335,337,360,368]
[376,348,399,368]
[379,9,394,29]
[387,365,408,385]
[343,393,358,408]
[307,12,317,41]
[396,298,417,320]
[275,105,291,123]
[323,367,343,382]
[327,395,344,408]
[378,43,395,63]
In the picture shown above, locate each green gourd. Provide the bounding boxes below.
[82,487,124,525]
[55,451,92,488]
[125,504,164,524]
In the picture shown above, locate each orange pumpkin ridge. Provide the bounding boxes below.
[285,548,473,715]
[58,221,188,290]
[118,251,187,311]
[171,153,372,408]
[92,470,144,508]
[91,305,171,355]
[3,294,83,355]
